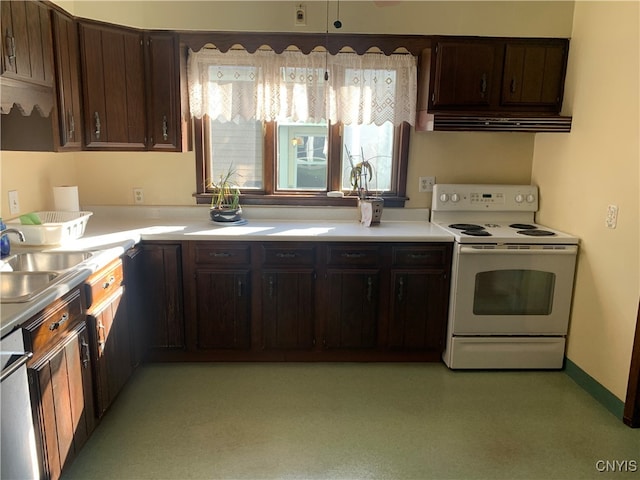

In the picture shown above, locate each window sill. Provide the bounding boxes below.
[194,193,408,208]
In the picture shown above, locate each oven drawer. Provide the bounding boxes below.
[444,336,566,369]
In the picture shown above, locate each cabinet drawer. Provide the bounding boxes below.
[22,287,83,358]
[193,243,251,265]
[261,244,315,267]
[84,258,124,310]
[392,245,450,267]
[326,244,381,266]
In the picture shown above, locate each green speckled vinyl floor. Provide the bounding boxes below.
[62,363,639,480]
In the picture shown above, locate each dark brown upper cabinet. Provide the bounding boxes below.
[144,32,185,152]
[500,39,568,109]
[1,0,53,85]
[79,21,146,150]
[428,36,569,114]
[430,40,502,109]
[51,9,83,150]
[417,36,571,132]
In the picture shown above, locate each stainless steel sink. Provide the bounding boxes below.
[1,251,93,272]
[0,271,60,303]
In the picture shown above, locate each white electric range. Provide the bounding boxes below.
[431,184,579,369]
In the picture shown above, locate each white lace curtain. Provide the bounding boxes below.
[187,48,417,126]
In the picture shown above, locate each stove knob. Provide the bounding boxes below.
[515,194,524,203]
[451,193,460,203]
[526,194,536,203]
[439,193,449,203]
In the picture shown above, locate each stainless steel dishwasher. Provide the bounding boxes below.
[1,328,39,479]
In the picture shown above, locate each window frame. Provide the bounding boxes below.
[188,32,428,208]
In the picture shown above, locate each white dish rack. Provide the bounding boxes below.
[6,211,93,246]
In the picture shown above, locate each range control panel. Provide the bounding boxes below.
[432,184,539,212]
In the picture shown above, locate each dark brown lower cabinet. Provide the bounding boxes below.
[261,269,315,350]
[324,270,380,349]
[87,287,131,417]
[28,321,95,480]
[145,240,452,362]
[139,242,185,357]
[193,269,251,350]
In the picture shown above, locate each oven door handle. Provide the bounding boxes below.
[459,245,578,255]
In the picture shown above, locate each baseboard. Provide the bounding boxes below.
[565,357,625,420]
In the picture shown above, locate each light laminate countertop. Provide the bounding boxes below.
[1,205,453,337]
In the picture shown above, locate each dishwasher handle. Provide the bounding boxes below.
[0,352,33,382]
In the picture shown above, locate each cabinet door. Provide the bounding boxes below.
[145,32,182,151]
[388,271,448,351]
[29,322,95,480]
[140,243,185,351]
[431,41,498,107]
[51,9,82,150]
[1,0,53,85]
[501,41,567,108]
[262,270,315,350]
[324,270,379,349]
[194,269,251,350]
[79,21,146,149]
[89,288,132,417]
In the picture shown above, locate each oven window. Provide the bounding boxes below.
[473,270,555,315]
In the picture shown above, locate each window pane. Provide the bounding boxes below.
[277,122,328,191]
[341,123,394,193]
[473,270,556,315]
[208,119,263,190]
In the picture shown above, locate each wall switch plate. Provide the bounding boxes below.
[294,4,306,26]
[133,188,144,204]
[606,204,618,229]
[8,190,19,215]
[419,176,435,193]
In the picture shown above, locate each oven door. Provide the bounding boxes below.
[450,244,578,335]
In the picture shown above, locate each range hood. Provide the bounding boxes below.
[416,112,572,133]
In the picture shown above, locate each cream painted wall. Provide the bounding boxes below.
[0,152,77,217]
[532,1,639,401]
[2,0,563,213]
[69,1,574,37]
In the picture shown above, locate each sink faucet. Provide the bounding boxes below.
[1,227,26,243]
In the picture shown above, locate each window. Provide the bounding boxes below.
[188,45,417,206]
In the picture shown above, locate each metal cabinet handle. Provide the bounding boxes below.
[237,279,243,297]
[510,77,517,94]
[367,276,373,302]
[268,276,274,298]
[81,337,90,368]
[68,111,75,140]
[409,253,430,260]
[94,112,101,140]
[210,252,232,258]
[480,73,487,96]
[102,275,115,289]
[97,322,106,353]
[162,115,168,141]
[49,312,69,331]
[342,252,366,259]
[398,276,404,302]
[276,252,299,259]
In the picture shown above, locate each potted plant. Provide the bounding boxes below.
[345,147,384,225]
[209,165,243,223]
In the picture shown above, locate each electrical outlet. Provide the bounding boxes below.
[606,204,618,229]
[294,4,306,26]
[133,188,144,204]
[8,190,19,215]
[419,176,435,193]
